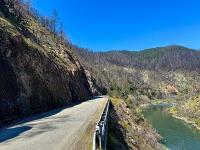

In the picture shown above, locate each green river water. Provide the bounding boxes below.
[143,106,200,150]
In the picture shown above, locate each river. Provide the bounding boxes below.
[143,106,200,150]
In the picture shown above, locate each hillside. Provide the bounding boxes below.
[0,0,92,124]
[108,98,166,150]
[75,45,200,70]
[104,45,200,71]
[74,45,200,98]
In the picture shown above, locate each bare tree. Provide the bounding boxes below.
[59,21,64,43]
[24,0,32,14]
[52,9,58,37]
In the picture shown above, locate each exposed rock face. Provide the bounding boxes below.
[0,4,92,124]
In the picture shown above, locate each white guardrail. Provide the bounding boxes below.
[92,99,110,150]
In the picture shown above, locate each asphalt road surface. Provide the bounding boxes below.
[0,96,108,150]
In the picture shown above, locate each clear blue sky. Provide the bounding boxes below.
[32,0,200,51]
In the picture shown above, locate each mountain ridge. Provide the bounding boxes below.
[98,45,200,71]
[74,44,200,98]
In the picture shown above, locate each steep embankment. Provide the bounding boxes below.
[107,98,166,150]
[0,1,92,124]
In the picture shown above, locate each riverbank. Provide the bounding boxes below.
[149,99,200,130]
[170,113,200,131]
[167,93,200,131]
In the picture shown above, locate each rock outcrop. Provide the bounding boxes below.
[0,1,92,124]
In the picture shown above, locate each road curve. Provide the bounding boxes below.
[0,96,108,150]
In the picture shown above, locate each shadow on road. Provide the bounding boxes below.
[1,96,105,128]
[0,126,32,142]
[0,96,105,143]
[0,96,105,144]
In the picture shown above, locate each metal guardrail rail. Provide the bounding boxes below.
[92,99,110,150]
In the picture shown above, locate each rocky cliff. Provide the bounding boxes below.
[0,1,92,124]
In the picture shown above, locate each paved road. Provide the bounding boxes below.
[0,96,108,150]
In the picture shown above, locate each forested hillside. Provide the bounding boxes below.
[74,45,200,99]
[103,45,200,70]
[75,45,200,70]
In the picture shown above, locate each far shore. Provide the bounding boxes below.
[172,114,200,131]
[141,101,200,131]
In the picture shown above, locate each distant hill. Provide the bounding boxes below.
[74,45,200,98]
[100,45,200,71]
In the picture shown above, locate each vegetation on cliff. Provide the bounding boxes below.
[0,0,92,125]
[107,97,166,150]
